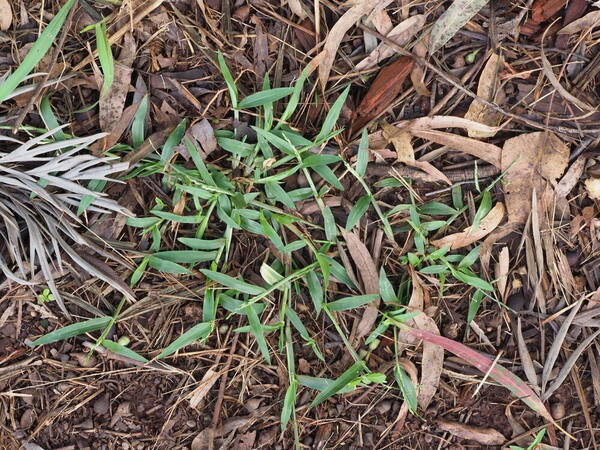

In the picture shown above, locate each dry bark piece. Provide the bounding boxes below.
[350,56,414,134]
[432,202,505,250]
[501,132,570,225]
[464,52,505,138]
[0,0,12,30]
[436,419,506,445]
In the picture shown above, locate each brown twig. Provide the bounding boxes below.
[11,0,79,133]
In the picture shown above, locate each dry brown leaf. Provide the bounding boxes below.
[556,156,586,219]
[0,0,12,30]
[407,160,451,185]
[464,52,505,138]
[501,132,570,224]
[436,419,506,445]
[318,0,394,88]
[406,272,443,410]
[191,119,217,156]
[368,8,393,34]
[341,229,380,341]
[285,0,308,19]
[189,367,220,409]
[355,15,426,71]
[382,123,413,163]
[432,202,505,250]
[410,38,430,96]
[558,10,600,34]
[411,129,502,168]
[496,246,509,299]
[99,32,137,133]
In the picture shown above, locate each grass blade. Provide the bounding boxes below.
[201,269,265,295]
[103,339,148,362]
[157,321,212,359]
[94,21,114,98]
[237,87,294,109]
[31,316,111,346]
[327,294,379,312]
[309,361,364,407]
[0,0,76,103]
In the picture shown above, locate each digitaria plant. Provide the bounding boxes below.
[0,126,132,315]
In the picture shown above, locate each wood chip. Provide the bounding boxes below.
[0,0,12,30]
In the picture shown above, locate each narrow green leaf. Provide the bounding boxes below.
[31,316,111,346]
[238,87,294,109]
[203,289,217,323]
[454,270,494,291]
[279,64,311,124]
[157,321,212,358]
[95,21,114,98]
[310,361,365,406]
[281,381,297,430]
[467,289,485,323]
[345,195,370,230]
[306,271,323,314]
[472,190,492,232]
[161,118,187,162]
[130,257,149,287]
[459,246,481,268]
[152,250,217,264]
[419,202,457,216]
[103,339,148,362]
[322,205,337,242]
[148,256,191,275]
[131,95,149,148]
[217,51,238,108]
[0,0,76,103]
[201,269,265,295]
[327,294,379,312]
[178,237,225,250]
[127,216,161,228]
[151,210,203,223]
[379,267,396,303]
[246,304,271,364]
[356,128,369,177]
[394,365,418,413]
[315,85,351,142]
[39,95,65,139]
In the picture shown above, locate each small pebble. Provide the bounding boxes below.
[93,393,110,415]
[376,400,392,415]
[552,402,565,420]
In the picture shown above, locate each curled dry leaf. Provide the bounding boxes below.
[558,10,600,34]
[340,230,380,341]
[100,32,137,133]
[407,160,451,185]
[432,202,505,250]
[464,52,505,138]
[355,15,426,71]
[318,0,394,88]
[436,419,506,445]
[0,0,12,30]
[191,119,217,156]
[405,326,555,423]
[410,129,502,168]
[501,132,569,224]
[429,0,490,54]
